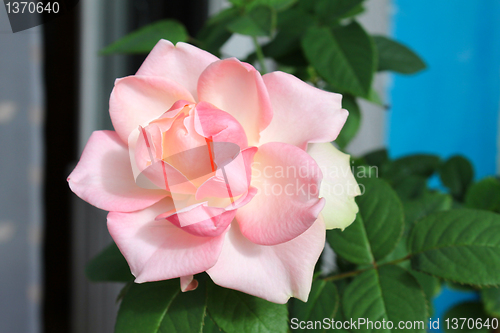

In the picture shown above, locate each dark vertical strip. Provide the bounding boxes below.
[42,9,79,333]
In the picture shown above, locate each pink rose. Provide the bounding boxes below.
[68,40,360,303]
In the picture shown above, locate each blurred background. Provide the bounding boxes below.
[0,0,499,332]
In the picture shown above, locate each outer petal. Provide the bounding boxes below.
[207,217,326,303]
[107,197,227,283]
[68,131,167,212]
[236,142,325,245]
[307,142,361,230]
[110,75,195,143]
[197,58,273,145]
[136,40,219,100]
[259,71,348,150]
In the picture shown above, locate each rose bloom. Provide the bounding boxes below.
[68,40,360,303]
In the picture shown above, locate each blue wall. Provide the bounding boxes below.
[388,0,500,330]
[388,0,500,179]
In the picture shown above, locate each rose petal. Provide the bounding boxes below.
[180,275,199,292]
[307,142,360,230]
[107,197,227,282]
[259,71,348,150]
[159,187,257,238]
[193,101,248,149]
[110,75,194,143]
[207,217,326,303]
[68,130,167,212]
[236,142,325,245]
[197,58,272,145]
[136,40,219,100]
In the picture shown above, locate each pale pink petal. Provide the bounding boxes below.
[193,101,248,149]
[136,40,219,100]
[236,142,325,245]
[197,58,272,145]
[196,149,249,200]
[68,131,167,212]
[259,71,348,150]
[110,75,194,143]
[180,275,198,292]
[108,197,227,282]
[158,187,257,238]
[207,217,326,303]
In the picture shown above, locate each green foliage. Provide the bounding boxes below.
[314,0,364,24]
[336,95,361,149]
[289,280,339,332]
[373,35,426,74]
[439,155,474,200]
[85,242,133,282]
[403,191,453,224]
[197,8,239,56]
[481,287,500,318]
[342,266,427,332]
[382,154,441,184]
[227,5,277,37]
[207,283,288,333]
[465,177,500,213]
[327,178,404,265]
[302,21,376,97]
[409,209,500,286]
[100,20,188,55]
[115,279,207,333]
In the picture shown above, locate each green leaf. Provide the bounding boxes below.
[342,265,427,332]
[301,22,376,97]
[328,178,404,263]
[410,270,440,315]
[227,5,276,37]
[290,280,339,332]
[363,149,389,169]
[392,175,427,201]
[85,242,133,282]
[207,283,288,333]
[409,209,500,286]
[465,177,500,213]
[383,154,440,184]
[373,35,426,74]
[197,8,238,55]
[261,9,314,59]
[115,279,207,333]
[403,191,453,224]
[100,20,188,55]
[314,0,364,23]
[327,214,373,265]
[335,95,361,149]
[443,302,489,333]
[251,0,298,11]
[356,178,404,260]
[203,314,223,333]
[439,155,474,200]
[482,287,500,318]
[363,87,384,106]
